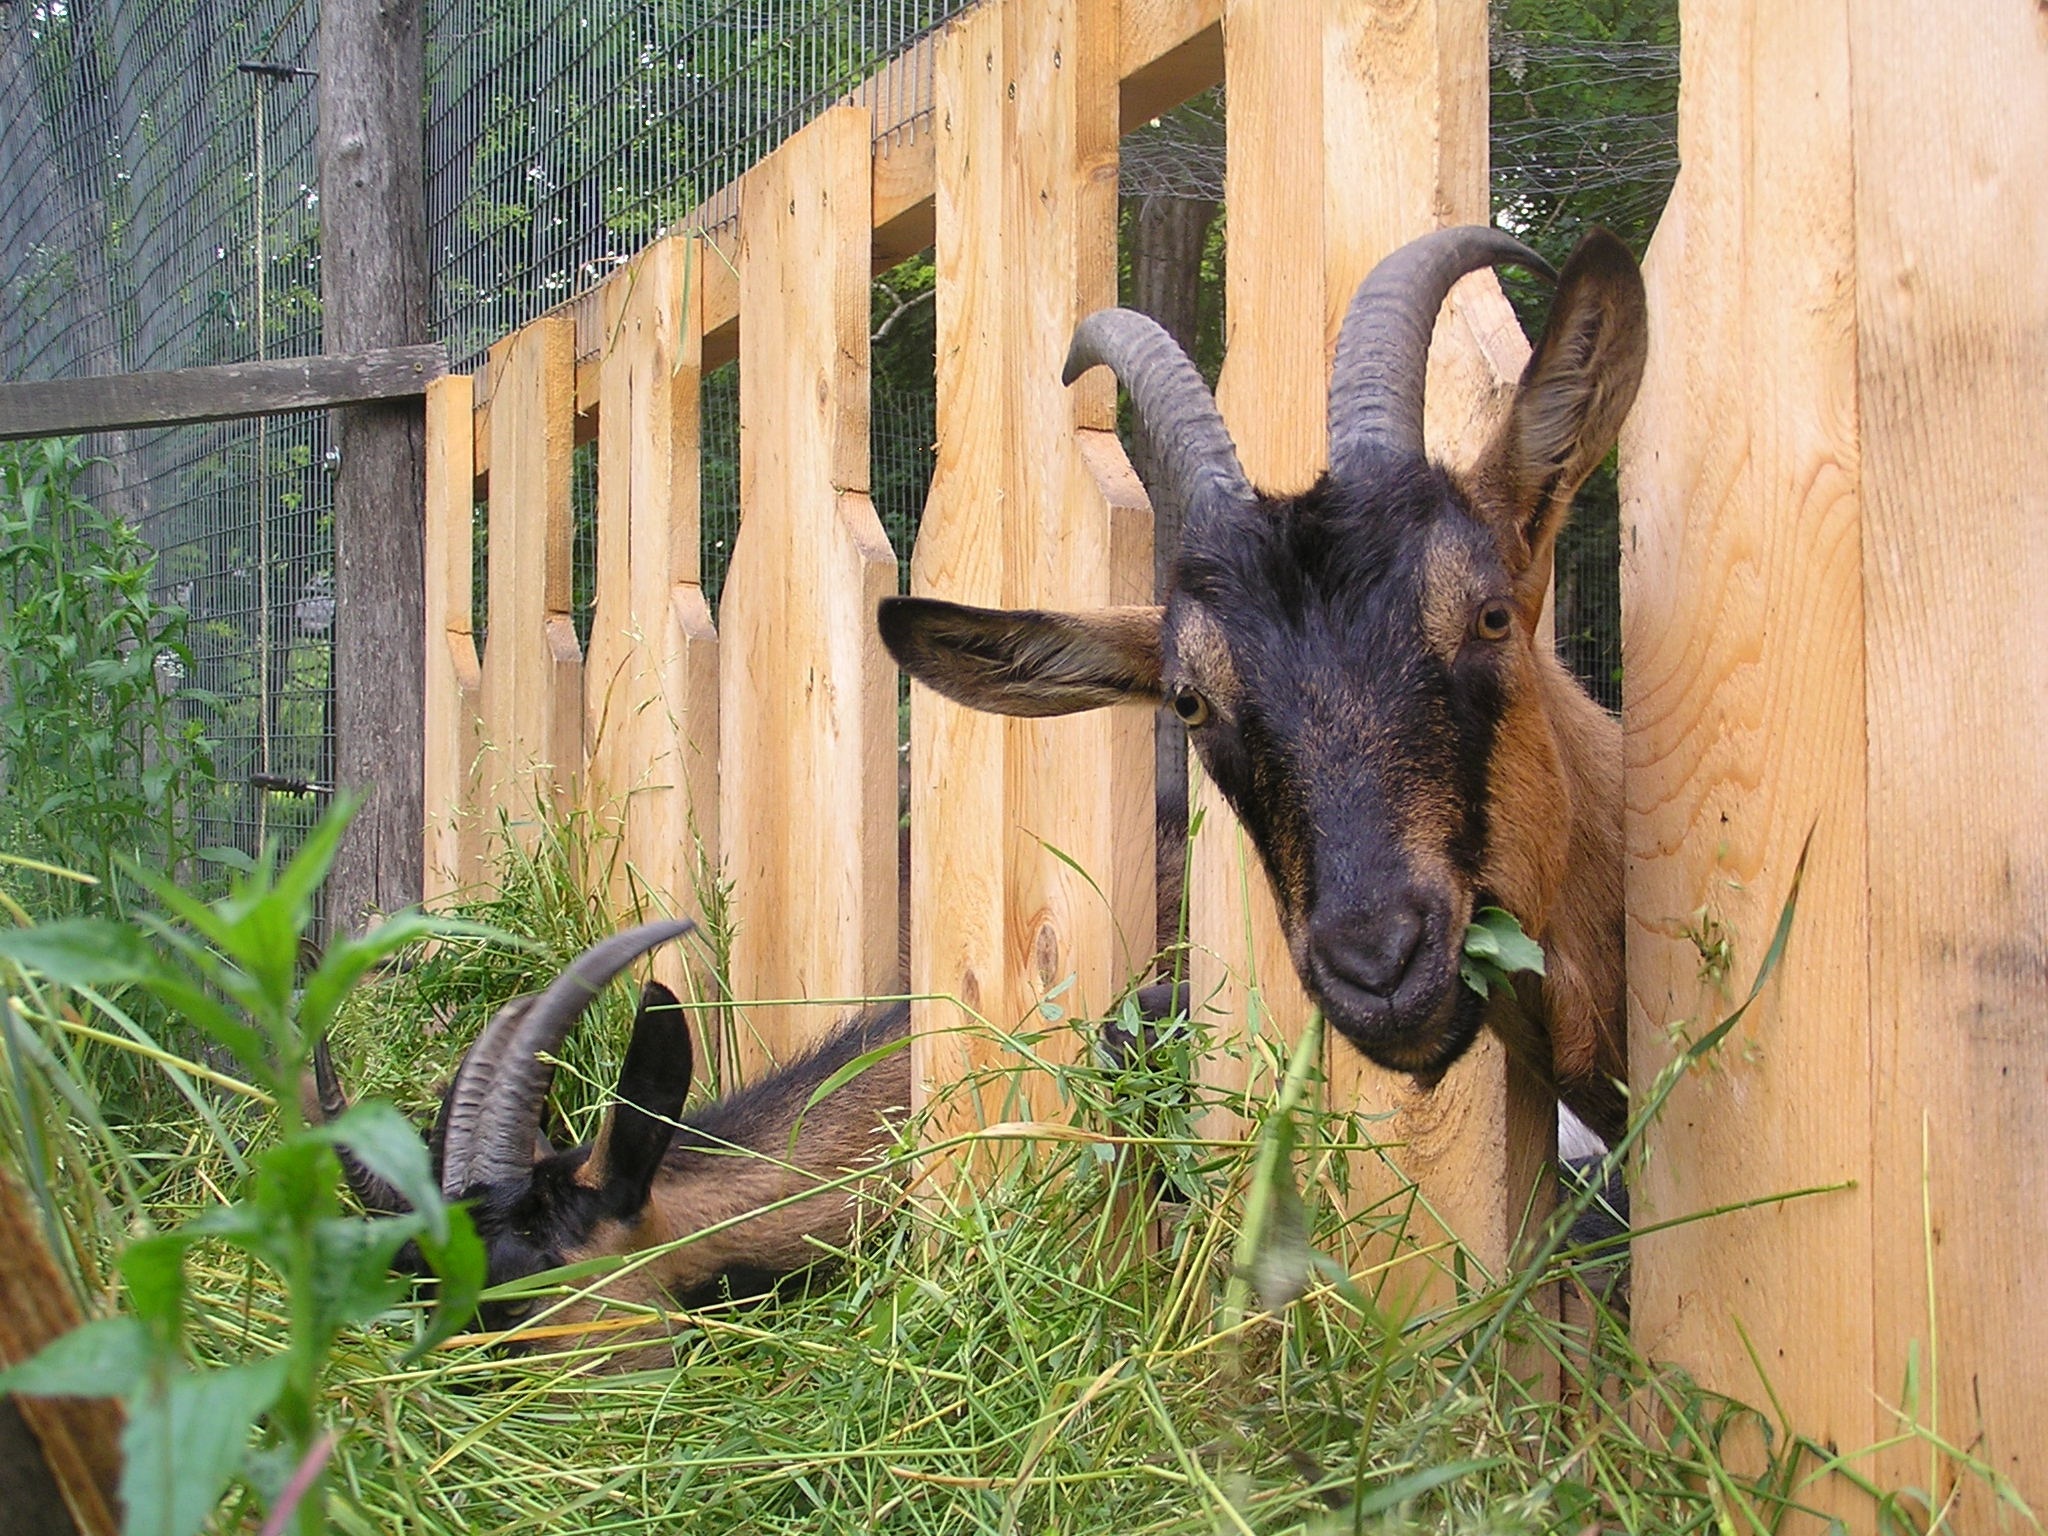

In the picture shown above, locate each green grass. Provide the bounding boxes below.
[0,814,2033,1534]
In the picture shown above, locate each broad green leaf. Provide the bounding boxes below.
[267,794,360,925]
[117,1232,190,1343]
[297,912,511,1040]
[1468,906,1546,975]
[322,1102,442,1234]
[0,1315,153,1398]
[307,1215,413,1336]
[0,918,159,989]
[123,861,242,952]
[1459,906,1547,997]
[134,970,269,1076]
[119,1356,290,1536]
[410,1205,487,1358]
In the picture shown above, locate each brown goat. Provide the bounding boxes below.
[880,226,1645,1143]
[313,921,911,1360]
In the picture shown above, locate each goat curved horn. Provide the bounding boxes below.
[435,992,542,1197]
[445,919,695,1196]
[303,1038,415,1216]
[1063,309,1254,537]
[1327,226,1554,480]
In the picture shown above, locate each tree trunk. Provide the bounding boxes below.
[320,0,427,934]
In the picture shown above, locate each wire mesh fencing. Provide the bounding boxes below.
[426,0,962,366]
[0,0,333,858]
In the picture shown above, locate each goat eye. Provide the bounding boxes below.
[1171,686,1210,727]
[1475,603,1513,641]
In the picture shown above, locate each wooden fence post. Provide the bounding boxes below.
[1620,0,1872,1484]
[585,235,720,1004]
[911,0,1155,1152]
[1850,4,2048,1506]
[321,0,427,932]
[476,318,583,833]
[1190,0,1547,1307]
[422,373,484,899]
[721,106,900,1075]
[1622,0,2047,1515]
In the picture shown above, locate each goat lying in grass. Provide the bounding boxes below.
[313,920,910,1356]
[316,919,1629,1368]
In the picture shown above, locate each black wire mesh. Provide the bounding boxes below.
[702,361,740,610]
[426,0,962,367]
[0,0,333,859]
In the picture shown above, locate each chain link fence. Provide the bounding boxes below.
[0,0,1673,861]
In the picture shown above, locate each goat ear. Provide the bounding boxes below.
[588,981,693,1216]
[1473,227,1647,614]
[878,596,1163,717]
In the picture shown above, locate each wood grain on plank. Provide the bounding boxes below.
[722,106,899,1076]
[586,235,721,1005]
[1849,0,2048,1509]
[422,373,485,900]
[910,0,1155,1158]
[0,346,445,441]
[912,3,1012,1132]
[1619,0,1875,1491]
[477,316,583,840]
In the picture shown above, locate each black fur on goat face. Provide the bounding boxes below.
[880,227,1646,1141]
[310,920,912,1354]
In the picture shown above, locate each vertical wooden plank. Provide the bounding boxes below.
[477,316,583,835]
[1003,0,1156,1066]
[1849,0,2048,1511]
[422,372,484,899]
[722,107,899,1076]
[1618,0,1875,1489]
[913,6,1009,1122]
[1196,0,1539,1302]
[586,236,720,1001]
[911,0,1155,1153]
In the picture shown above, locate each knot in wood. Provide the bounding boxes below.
[1033,920,1060,988]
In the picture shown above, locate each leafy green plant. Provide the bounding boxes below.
[0,800,487,1536]
[0,437,216,917]
[1459,905,1549,998]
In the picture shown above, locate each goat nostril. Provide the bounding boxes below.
[1312,904,1428,999]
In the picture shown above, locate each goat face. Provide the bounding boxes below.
[441,980,702,1335]
[880,227,1645,1095]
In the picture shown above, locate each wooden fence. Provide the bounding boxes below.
[1619,0,2046,1518]
[422,0,2046,1518]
